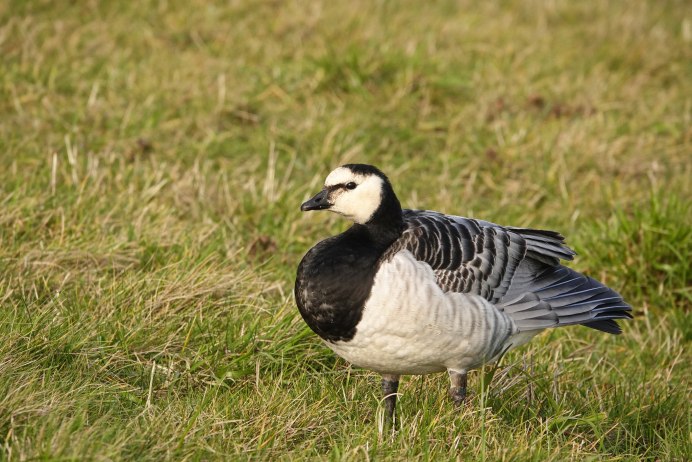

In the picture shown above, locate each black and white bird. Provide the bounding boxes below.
[295,164,631,422]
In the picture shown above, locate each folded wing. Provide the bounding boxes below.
[385,210,631,334]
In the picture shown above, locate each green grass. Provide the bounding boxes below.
[1,0,690,460]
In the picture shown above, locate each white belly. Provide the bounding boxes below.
[326,251,525,375]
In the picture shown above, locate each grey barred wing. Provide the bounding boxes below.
[386,211,524,302]
[388,210,577,303]
[388,210,631,335]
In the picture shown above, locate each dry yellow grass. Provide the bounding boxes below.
[0,0,690,460]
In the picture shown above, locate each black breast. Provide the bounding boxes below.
[295,226,392,342]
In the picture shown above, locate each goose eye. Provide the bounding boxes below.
[345,182,357,190]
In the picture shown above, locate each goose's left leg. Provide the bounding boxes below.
[381,374,400,424]
[448,369,468,406]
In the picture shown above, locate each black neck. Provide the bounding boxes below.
[356,185,405,247]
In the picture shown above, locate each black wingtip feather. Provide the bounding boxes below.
[582,319,624,334]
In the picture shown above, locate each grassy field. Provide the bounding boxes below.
[1,0,690,460]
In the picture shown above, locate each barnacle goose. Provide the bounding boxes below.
[295,164,632,422]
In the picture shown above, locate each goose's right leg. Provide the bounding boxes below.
[448,370,468,406]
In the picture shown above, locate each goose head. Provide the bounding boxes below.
[301,164,402,227]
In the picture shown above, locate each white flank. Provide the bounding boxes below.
[327,251,536,375]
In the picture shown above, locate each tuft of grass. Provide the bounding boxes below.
[1,0,690,460]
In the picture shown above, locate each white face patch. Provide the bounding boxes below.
[323,167,384,224]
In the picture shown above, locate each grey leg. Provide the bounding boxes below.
[381,374,400,424]
[448,370,468,406]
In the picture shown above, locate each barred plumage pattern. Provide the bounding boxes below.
[383,210,631,334]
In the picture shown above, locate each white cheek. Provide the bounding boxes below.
[330,178,382,224]
[352,188,381,224]
[333,202,375,224]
